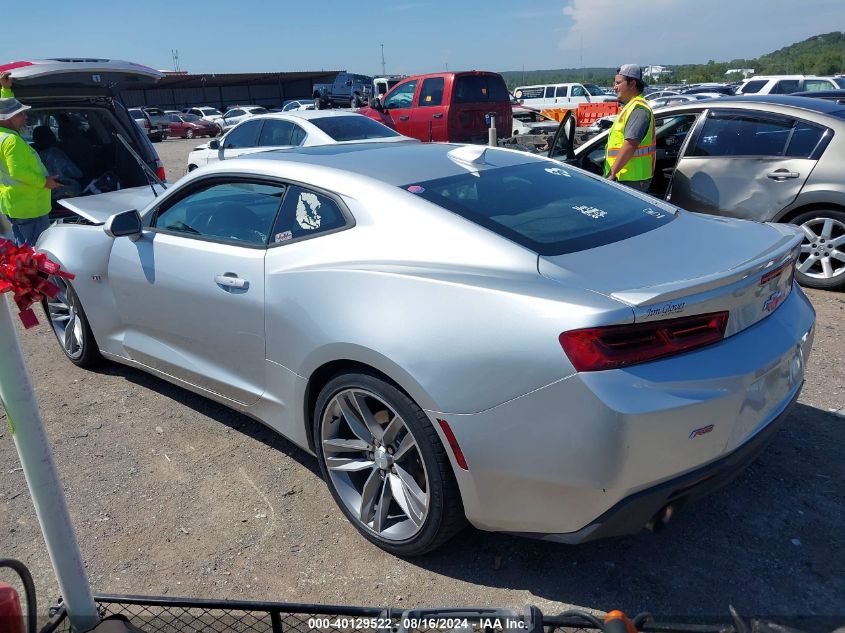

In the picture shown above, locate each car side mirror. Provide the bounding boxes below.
[208,139,220,150]
[104,209,142,240]
[370,97,383,111]
[346,80,353,86]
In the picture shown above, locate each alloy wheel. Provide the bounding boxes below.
[320,388,430,542]
[45,277,84,360]
[797,216,845,280]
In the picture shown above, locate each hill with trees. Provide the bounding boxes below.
[499,31,845,88]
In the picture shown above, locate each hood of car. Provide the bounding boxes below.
[58,185,164,224]
[0,59,163,96]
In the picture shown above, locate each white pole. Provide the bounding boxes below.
[0,295,99,632]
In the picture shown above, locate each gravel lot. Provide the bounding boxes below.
[2,137,844,624]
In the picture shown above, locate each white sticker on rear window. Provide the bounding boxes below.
[573,205,607,219]
[642,207,667,219]
[296,192,322,230]
[545,167,571,177]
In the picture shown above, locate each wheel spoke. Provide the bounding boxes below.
[381,414,403,446]
[822,258,834,279]
[821,219,834,240]
[359,468,382,524]
[374,478,392,533]
[831,235,845,248]
[63,314,76,351]
[800,243,814,253]
[800,224,819,242]
[393,431,416,461]
[394,464,427,517]
[350,392,386,441]
[326,456,375,472]
[798,256,818,273]
[337,393,375,443]
[388,473,422,527]
[830,250,845,264]
[322,438,371,453]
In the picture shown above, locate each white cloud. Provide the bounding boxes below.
[559,0,845,66]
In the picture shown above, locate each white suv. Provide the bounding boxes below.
[737,75,845,95]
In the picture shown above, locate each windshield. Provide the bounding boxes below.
[309,116,400,141]
[402,162,675,255]
[200,108,222,116]
[583,84,606,96]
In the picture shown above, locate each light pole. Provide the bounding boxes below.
[380,44,386,76]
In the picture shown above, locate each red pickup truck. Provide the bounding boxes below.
[357,71,512,144]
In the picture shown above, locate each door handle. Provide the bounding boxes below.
[215,274,248,289]
[767,170,800,180]
[398,115,410,121]
[432,113,443,119]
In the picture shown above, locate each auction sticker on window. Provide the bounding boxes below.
[545,167,571,177]
[573,204,607,219]
[408,185,425,194]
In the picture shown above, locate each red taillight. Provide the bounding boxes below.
[559,311,729,372]
[155,159,166,182]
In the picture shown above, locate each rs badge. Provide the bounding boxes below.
[689,424,714,439]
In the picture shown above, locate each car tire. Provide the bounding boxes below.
[313,371,466,556]
[185,128,195,139]
[790,208,845,290]
[314,97,324,110]
[43,277,102,368]
[351,94,361,109]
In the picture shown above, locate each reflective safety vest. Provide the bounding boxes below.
[604,95,655,182]
[0,127,51,220]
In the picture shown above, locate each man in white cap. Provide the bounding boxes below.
[604,64,655,192]
[0,71,62,246]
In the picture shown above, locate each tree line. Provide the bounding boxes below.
[499,31,845,88]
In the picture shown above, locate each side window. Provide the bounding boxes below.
[223,120,261,149]
[770,80,800,94]
[270,186,347,244]
[571,85,586,97]
[803,79,833,92]
[555,86,569,97]
[544,87,555,98]
[418,77,445,107]
[689,112,793,157]
[258,119,295,146]
[383,80,418,109]
[227,109,245,118]
[290,124,307,146]
[168,114,179,123]
[655,114,699,151]
[154,180,285,246]
[740,80,767,94]
[785,121,829,158]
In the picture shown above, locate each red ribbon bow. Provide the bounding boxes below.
[0,238,75,329]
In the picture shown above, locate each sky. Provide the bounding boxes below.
[2,0,844,76]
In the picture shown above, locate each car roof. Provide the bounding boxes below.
[232,142,540,187]
[252,110,376,122]
[701,94,845,116]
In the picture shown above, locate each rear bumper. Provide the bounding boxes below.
[431,286,815,538]
[523,381,801,544]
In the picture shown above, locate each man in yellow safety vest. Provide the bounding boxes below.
[604,64,655,192]
[0,71,62,246]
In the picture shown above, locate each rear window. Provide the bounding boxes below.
[740,80,767,94]
[128,109,143,118]
[401,162,675,256]
[453,75,509,103]
[309,115,400,141]
[249,107,269,115]
[835,77,845,89]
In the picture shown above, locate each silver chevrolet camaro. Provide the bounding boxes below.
[37,142,815,555]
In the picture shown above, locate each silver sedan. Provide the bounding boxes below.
[38,142,815,555]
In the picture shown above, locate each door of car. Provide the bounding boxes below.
[668,109,824,220]
[409,76,447,141]
[222,109,244,129]
[570,84,590,105]
[107,177,286,404]
[553,85,569,105]
[379,78,419,137]
[167,114,184,136]
[213,119,263,163]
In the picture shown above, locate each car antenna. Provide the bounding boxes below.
[113,132,167,197]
